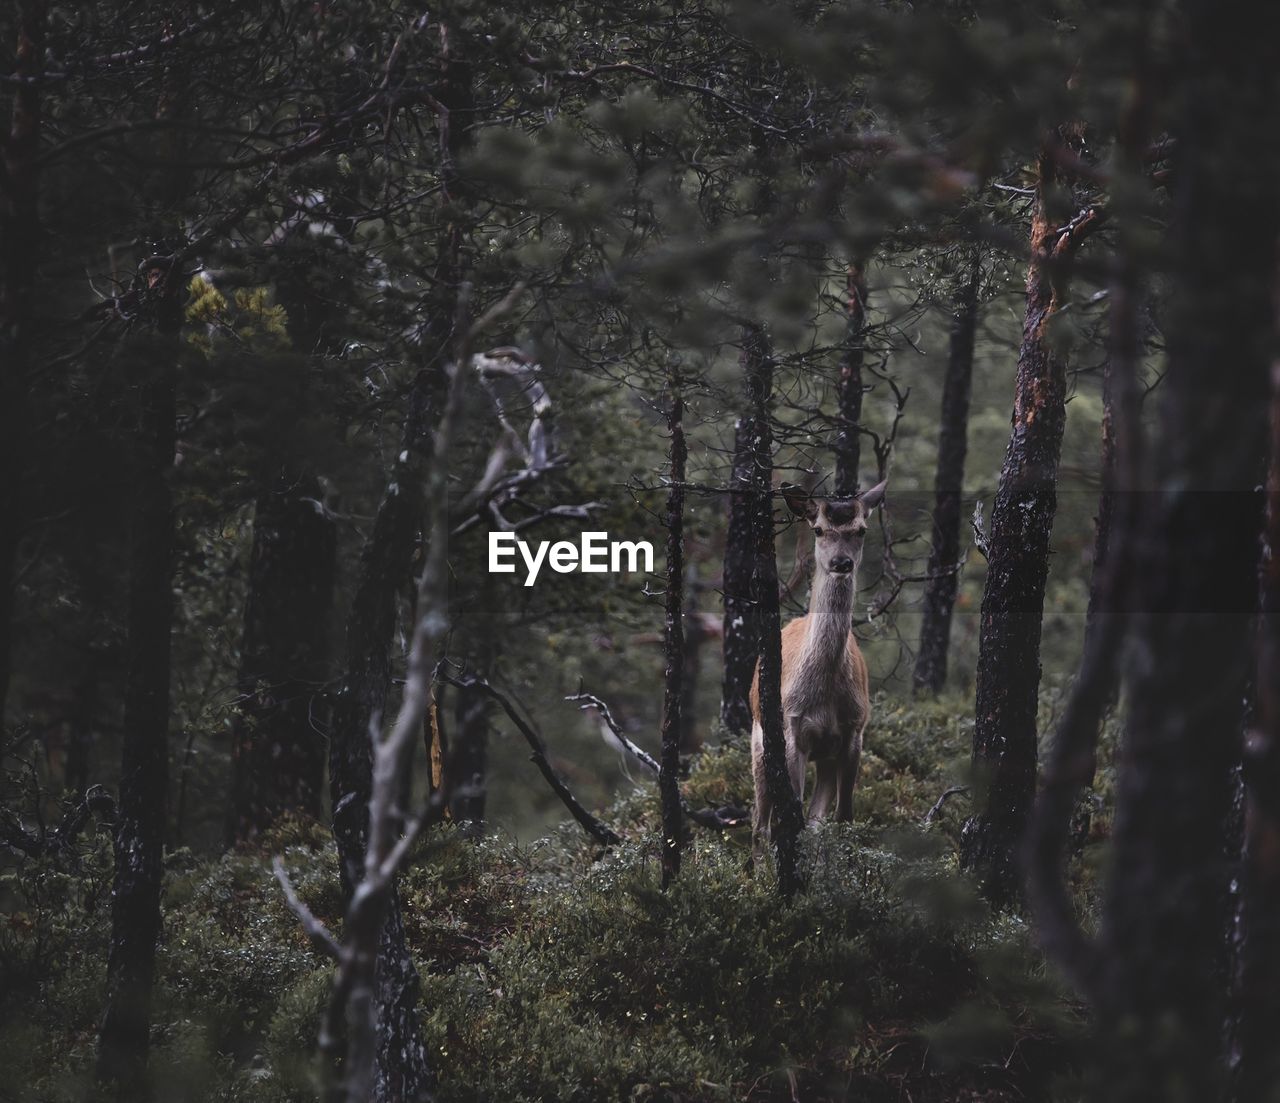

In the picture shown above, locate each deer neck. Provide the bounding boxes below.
[797,565,856,683]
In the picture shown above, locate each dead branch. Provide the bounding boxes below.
[442,673,621,847]
[275,281,525,1103]
[923,785,969,826]
[971,500,990,561]
[0,784,116,858]
[272,858,342,961]
[449,348,604,536]
[567,690,750,830]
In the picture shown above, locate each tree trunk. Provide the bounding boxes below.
[1236,363,1280,1102]
[721,328,769,736]
[324,32,475,1102]
[449,670,489,830]
[834,262,868,497]
[660,376,687,886]
[1023,35,1149,1000]
[1079,309,1137,728]
[744,327,804,898]
[913,252,981,696]
[679,564,703,753]
[97,287,181,1093]
[960,144,1083,905]
[1099,3,1278,1093]
[0,0,45,757]
[230,477,336,838]
[328,380,437,1103]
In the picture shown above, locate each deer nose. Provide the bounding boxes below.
[830,556,854,574]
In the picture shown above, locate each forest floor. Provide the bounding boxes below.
[1,692,1111,1102]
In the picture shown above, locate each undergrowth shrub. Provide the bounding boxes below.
[423,825,1045,1102]
[1,696,1085,1102]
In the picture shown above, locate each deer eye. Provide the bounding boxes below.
[813,527,824,537]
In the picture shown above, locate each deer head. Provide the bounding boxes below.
[782,480,887,580]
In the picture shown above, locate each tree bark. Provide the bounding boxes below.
[324,31,476,1102]
[721,328,769,736]
[833,262,868,497]
[230,477,335,838]
[913,252,981,696]
[744,328,804,898]
[1237,363,1280,1103]
[960,144,1085,905]
[0,0,45,759]
[1023,37,1149,1000]
[660,375,687,886]
[97,272,182,1093]
[679,564,703,753]
[449,669,489,830]
[1099,3,1278,1093]
[328,379,437,1103]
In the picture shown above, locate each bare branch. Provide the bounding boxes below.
[443,672,621,847]
[272,858,342,962]
[971,500,990,561]
[567,689,750,831]
[923,785,969,827]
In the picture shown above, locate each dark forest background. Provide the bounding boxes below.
[1,1,1277,1101]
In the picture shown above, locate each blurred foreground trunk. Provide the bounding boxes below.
[1099,3,1277,1094]
[98,266,182,1093]
[0,0,45,766]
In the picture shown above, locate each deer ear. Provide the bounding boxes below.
[781,483,818,522]
[858,478,887,511]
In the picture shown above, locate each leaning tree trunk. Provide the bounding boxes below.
[960,141,1095,905]
[328,348,438,1103]
[97,272,182,1093]
[721,327,769,736]
[230,476,336,838]
[1098,4,1278,1095]
[833,260,868,497]
[325,31,475,1103]
[0,0,44,758]
[659,374,687,886]
[913,251,981,696]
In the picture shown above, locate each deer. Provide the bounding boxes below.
[749,479,887,852]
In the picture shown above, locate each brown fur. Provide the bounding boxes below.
[749,483,884,849]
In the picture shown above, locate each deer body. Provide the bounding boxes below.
[750,483,884,846]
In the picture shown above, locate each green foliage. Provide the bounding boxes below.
[425,834,1007,1101]
[2,693,1095,1101]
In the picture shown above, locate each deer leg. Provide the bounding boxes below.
[786,727,808,805]
[808,760,838,823]
[835,726,865,823]
[750,722,771,860]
